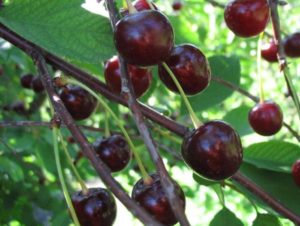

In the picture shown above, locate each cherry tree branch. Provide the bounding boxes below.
[1,23,300,224]
[212,76,300,142]
[31,51,163,226]
[104,1,190,225]
[268,0,300,121]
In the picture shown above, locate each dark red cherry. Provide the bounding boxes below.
[71,188,117,226]
[31,77,44,93]
[181,120,243,181]
[59,85,97,121]
[104,56,152,98]
[133,0,157,10]
[11,101,27,115]
[292,160,300,188]
[172,1,183,11]
[20,73,34,89]
[132,173,185,225]
[158,44,211,96]
[283,32,300,58]
[224,0,269,37]
[93,134,130,172]
[114,10,174,66]
[248,101,283,136]
[121,0,158,16]
[261,40,278,63]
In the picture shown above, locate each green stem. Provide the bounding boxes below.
[125,0,137,13]
[52,127,80,226]
[153,127,181,144]
[104,110,111,138]
[66,78,151,183]
[283,69,300,122]
[57,129,88,194]
[162,62,202,129]
[257,33,265,103]
[145,0,155,9]
[224,181,259,214]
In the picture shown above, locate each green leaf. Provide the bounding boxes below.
[252,214,281,226]
[0,0,115,63]
[244,140,300,173]
[0,156,24,182]
[223,105,252,136]
[188,55,241,112]
[209,208,244,226]
[238,163,300,215]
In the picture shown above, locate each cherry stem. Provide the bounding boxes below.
[152,126,181,144]
[145,0,155,10]
[104,110,111,137]
[224,181,259,214]
[162,62,202,129]
[257,33,265,103]
[125,0,137,13]
[51,125,80,226]
[57,129,89,194]
[66,78,152,183]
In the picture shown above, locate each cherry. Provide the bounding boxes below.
[224,0,269,37]
[20,73,34,89]
[11,101,27,115]
[292,159,300,188]
[181,120,243,181]
[283,32,300,58]
[261,40,278,63]
[132,173,185,225]
[248,101,283,136]
[71,188,117,226]
[114,10,174,66]
[172,1,183,11]
[59,85,97,121]
[93,134,130,172]
[133,0,157,11]
[31,76,44,93]
[158,44,211,95]
[104,56,152,98]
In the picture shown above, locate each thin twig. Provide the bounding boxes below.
[31,51,163,226]
[104,1,190,225]
[1,22,300,224]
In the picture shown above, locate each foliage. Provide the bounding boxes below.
[0,0,300,225]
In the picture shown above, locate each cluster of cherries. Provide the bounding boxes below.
[224,0,284,137]
[3,73,45,115]
[225,0,300,191]
[68,0,244,225]
[48,0,299,225]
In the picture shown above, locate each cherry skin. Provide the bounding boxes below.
[292,159,300,188]
[93,134,131,172]
[158,44,211,96]
[283,32,300,58]
[114,10,174,66]
[133,0,157,11]
[224,0,269,37]
[59,85,97,121]
[172,1,183,11]
[104,56,152,98]
[248,101,283,136]
[261,40,278,63]
[31,77,44,93]
[20,73,34,89]
[71,188,117,226]
[11,101,27,115]
[132,173,186,225]
[181,120,243,181]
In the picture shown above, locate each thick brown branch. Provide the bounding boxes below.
[1,22,300,224]
[32,52,163,226]
[105,1,190,225]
